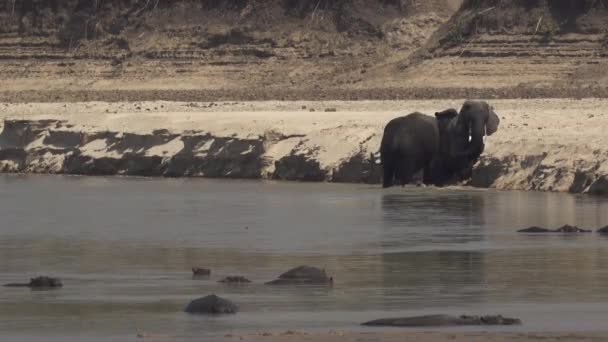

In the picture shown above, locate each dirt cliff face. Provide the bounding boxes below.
[1,0,607,101]
[393,0,608,95]
[1,0,457,48]
[0,0,461,101]
[439,0,608,46]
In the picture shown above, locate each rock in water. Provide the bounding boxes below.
[265,266,333,285]
[184,295,237,314]
[518,225,591,233]
[218,276,251,284]
[554,224,591,233]
[362,314,521,327]
[517,226,552,233]
[3,276,63,289]
[192,267,211,276]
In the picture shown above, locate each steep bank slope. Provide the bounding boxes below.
[1,99,607,195]
[381,0,608,92]
[2,0,607,101]
[0,0,461,102]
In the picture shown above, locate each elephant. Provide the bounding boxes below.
[380,100,500,188]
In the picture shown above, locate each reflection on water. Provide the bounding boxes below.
[380,192,486,248]
[1,175,608,341]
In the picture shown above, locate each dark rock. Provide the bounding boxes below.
[218,276,251,284]
[517,226,552,233]
[265,266,333,285]
[554,224,591,233]
[272,156,326,181]
[192,267,211,276]
[3,276,63,289]
[362,314,522,327]
[588,175,608,196]
[518,225,591,233]
[596,226,608,234]
[184,295,238,314]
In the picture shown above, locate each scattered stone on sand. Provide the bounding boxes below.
[3,276,63,289]
[597,226,608,234]
[184,294,238,314]
[192,267,211,276]
[361,314,522,327]
[518,225,591,233]
[218,276,252,284]
[265,265,333,285]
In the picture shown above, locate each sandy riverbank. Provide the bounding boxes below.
[0,99,606,194]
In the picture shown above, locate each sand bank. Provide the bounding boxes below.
[0,99,606,194]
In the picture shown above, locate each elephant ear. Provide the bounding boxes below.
[435,108,458,121]
[485,104,500,136]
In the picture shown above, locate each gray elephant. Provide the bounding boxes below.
[380,100,499,188]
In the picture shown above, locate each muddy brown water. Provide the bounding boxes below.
[1,175,608,341]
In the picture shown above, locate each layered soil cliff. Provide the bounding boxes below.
[0,0,463,102]
[2,0,608,101]
[390,0,608,91]
[2,1,608,101]
[1,99,607,195]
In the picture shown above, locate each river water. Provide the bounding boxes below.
[1,175,608,341]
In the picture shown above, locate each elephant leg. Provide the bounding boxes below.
[395,160,415,186]
[382,158,395,188]
[412,170,424,186]
[423,164,433,185]
[423,158,441,185]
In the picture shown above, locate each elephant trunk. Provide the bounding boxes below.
[463,118,486,162]
[455,101,500,163]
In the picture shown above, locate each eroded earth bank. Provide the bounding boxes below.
[1,99,607,195]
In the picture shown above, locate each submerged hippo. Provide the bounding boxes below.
[192,267,211,276]
[218,276,251,284]
[265,266,333,285]
[3,276,63,289]
[555,224,591,233]
[517,226,551,233]
[362,314,522,327]
[518,225,591,233]
[184,294,238,314]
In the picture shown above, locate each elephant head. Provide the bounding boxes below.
[430,101,499,185]
[453,100,500,162]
